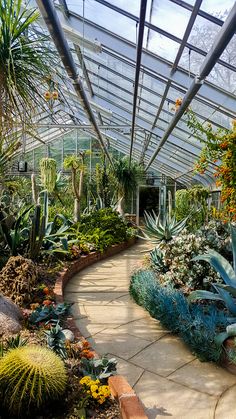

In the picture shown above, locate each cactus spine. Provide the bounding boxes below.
[0,345,67,415]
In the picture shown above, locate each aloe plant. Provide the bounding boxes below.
[140,210,189,244]
[189,225,236,316]
[28,190,72,259]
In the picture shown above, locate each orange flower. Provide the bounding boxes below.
[43,299,52,306]
[43,287,50,295]
[219,141,229,150]
[82,340,90,349]
[81,349,95,359]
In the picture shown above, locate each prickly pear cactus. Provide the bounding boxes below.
[0,345,67,415]
[0,256,37,305]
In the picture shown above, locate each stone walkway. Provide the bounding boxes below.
[65,242,236,418]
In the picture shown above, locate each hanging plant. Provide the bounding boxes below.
[187,110,236,222]
[40,158,57,193]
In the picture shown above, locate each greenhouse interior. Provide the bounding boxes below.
[1,0,236,417]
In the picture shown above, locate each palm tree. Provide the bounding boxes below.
[113,157,145,216]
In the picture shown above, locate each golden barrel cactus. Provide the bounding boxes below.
[0,345,67,415]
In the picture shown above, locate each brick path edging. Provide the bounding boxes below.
[53,237,147,419]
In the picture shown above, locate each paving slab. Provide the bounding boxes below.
[114,317,168,342]
[134,371,217,419]
[107,353,144,387]
[87,327,151,360]
[130,335,195,376]
[169,358,236,396]
[80,304,148,324]
[65,291,128,305]
[215,384,236,419]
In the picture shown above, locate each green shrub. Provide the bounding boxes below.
[130,269,228,362]
[78,208,128,251]
[0,345,67,416]
[175,186,209,231]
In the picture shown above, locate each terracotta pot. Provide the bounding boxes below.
[221,337,236,375]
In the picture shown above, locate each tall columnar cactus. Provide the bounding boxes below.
[0,345,67,415]
[31,173,38,204]
[40,158,57,193]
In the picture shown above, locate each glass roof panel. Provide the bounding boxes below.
[201,0,235,19]
[188,15,221,53]
[151,0,191,39]
[68,0,138,43]
[147,32,179,61]
[206,62,236,93]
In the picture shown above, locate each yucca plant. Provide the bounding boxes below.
[189,225,236,316]
[0,345,67,416]
[0,0,54,132]
[140,210,189,244]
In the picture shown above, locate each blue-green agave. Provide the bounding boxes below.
[140,210,189,244]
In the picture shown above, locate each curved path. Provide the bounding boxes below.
[65,242,236,418]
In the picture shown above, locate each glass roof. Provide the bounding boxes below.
[22,0,236,185]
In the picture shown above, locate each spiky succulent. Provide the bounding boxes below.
[140,210,189,244]
[0,345,67,415]
[44,323,67,359]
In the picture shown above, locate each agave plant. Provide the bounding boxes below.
[189,224,236,316]
[140,210,189,244]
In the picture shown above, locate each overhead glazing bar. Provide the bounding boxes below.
[93,0,236,73]
[146,3,236,170]
[140,0,202,161]
[36,0,113,166]
[129,0,147,167]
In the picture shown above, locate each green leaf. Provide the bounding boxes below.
[193,249,236,286]
[188,290,223,302]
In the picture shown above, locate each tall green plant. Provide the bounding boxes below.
[113,157,144,215]
[175,186,209,231]
[0,0,53,132]
[64,152,87,222]
[40,158,57,193]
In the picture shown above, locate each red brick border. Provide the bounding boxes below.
[53,238,147,418]
[109,376,147,419]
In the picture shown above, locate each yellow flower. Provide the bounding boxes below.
[80,376,91,385]
[91,385,98,392]
[92,392,98,399]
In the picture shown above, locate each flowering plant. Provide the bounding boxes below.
[79,376,111,405]
[187,111,236,221]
